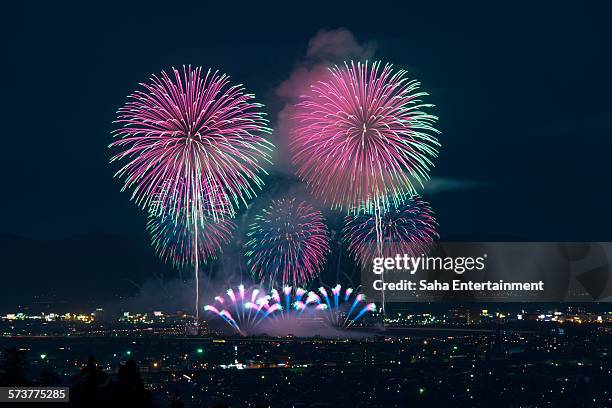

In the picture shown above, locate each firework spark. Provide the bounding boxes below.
[303,284,377,329]
[204,284,376,335]
[290,60,440,215]
[109,65,274,221]
[204,284,284,336]
[147,202,235,270]
[343,195,438,266]
[245,198,330,287]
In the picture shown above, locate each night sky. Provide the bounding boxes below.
[3,2,611,242]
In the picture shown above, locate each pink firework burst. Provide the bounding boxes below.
[109,65,274,221]
[290,60,440,215]
[245,198,330,287]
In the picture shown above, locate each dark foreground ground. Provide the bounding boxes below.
[0,321,610,407]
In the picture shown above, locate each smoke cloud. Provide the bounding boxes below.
[422,177,487,195]
[272,28,376,172]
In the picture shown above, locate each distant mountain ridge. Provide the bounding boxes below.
[0,232,173,311]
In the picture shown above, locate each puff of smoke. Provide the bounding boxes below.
[273,28,376,172]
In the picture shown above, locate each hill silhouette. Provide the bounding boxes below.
[0,232,172,311]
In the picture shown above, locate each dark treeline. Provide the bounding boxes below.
[0,347,155,407]
[0,347,270,407]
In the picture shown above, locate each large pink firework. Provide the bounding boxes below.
[110,66,273,322]
[290,60,440,215]
[109,65,274,221]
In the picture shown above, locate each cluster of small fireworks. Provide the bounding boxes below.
[245,198,330,287]
[110,59,442,325]
[343,195,439,266]
[290,60,440,215]
[110,66,274,320]
[204,284,376,335]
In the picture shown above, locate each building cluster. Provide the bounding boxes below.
[382,307,612,326]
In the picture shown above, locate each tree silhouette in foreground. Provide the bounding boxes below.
[70,356,152,407]
[170,393,185,408]
[108,359,153,406]
[70,355,109,406]
[37,368,62,386]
